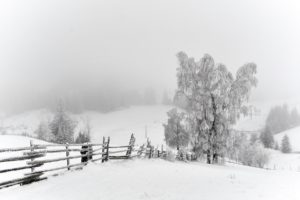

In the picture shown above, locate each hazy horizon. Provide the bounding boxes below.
[1,0,300,113]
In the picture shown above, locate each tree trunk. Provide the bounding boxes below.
[213,153,218,164]
[207,149,211,164]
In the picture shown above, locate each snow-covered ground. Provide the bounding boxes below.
[1,159,300,200]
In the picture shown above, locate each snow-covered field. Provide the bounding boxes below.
[1,159,300,200]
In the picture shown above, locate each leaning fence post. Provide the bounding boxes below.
[66,143,70,170]
[105,137,110,162]
[102,137,106,163]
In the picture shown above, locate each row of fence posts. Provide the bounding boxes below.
[28,135,166,175]
[141,138,166,159]
[0,134,173,189]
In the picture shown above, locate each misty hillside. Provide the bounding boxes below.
[0,105,172,146]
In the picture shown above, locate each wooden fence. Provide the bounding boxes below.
[0,134,167,189]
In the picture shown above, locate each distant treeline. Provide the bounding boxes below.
[265,104,300,134]
[4,87,173,114]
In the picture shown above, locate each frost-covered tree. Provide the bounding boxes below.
[35,121,54,142]
[281,134,291,153]
[239,141,269,168]
[49,101,77,144]
[175,52,257,164]
[164,108,189,150]
[260,126,274,148]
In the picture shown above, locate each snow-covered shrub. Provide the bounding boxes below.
[177,148,188,161]
[239,142,269,168]
[165,150,176,162]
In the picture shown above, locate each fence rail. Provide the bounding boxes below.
[0,133,167,189]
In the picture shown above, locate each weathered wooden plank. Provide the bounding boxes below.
[0,164,43,173]
[27,154,84,165]
[109,156,129,160]
[109,149,128,154]
[0,173,43,188]
[23,148,81,155]
[0,146,46,153]
[24,162,88,176]
[0,176,46,190]
[35,143,104,148]
[27,151,103,165]
[0,153,45,163]
[109,145,130,149]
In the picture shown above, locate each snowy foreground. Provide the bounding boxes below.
[1,159,300,200]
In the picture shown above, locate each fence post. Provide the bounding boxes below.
[105,137,110,162]
[30,140,35,173]
[66,143,70,170]
[88,142,93,161]
[149,146,153,159]
[102,137,106,163]
[126,133,135,158]
[138,144,144,158]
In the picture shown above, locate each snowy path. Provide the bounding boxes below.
[1,159,300,200]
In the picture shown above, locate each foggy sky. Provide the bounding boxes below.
[0,0,300,112]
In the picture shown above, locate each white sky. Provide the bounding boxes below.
[0,0,300,110]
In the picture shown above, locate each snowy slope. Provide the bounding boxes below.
[274,126,300,152]
[0,105,172,146]
[0,109,53,136]
[1,159,300,200]
[266,149,300,171]
[85,105,172,145]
